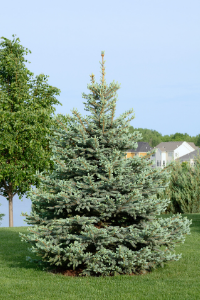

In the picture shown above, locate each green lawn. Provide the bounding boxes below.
[0,213,199,300]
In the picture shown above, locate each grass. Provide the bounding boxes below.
[0,213,200,300]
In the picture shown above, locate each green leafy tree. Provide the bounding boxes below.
[171,133,189,141]
[128,127,163,147]
[196,134,200,147]
[0,34,68,227]
[162,132,198,145]
[20,51,192,277]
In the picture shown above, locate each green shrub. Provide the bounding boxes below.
[158,155,200,214]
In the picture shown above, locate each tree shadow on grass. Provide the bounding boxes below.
[0,227,45,273]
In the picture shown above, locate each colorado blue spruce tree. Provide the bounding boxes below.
[20,52,192,277]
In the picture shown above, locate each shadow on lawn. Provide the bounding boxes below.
[0,227,45,273]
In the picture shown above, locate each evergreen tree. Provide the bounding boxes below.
[158,155,200,214]
[20,52,192,277]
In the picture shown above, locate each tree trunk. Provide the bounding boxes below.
[9,195,13,227]
[3,180,17,227]
[8,182,14,227]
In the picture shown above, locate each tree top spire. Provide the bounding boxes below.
[90,51,106,86]
[101,50,105,86]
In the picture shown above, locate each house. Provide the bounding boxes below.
[150,141,199,169]
[124,141,200,169]
[125,142,153,159]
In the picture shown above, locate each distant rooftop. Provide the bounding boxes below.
[154,141,197,151]
[127,142,153,153]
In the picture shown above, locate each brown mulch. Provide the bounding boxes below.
[47,266,152,277]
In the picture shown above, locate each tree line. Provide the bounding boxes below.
[129,127,200,148]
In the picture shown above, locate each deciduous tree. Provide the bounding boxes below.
[0,35,67,227]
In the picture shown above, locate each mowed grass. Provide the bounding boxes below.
[0,213,200,300]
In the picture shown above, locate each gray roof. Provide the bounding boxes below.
[176,148,200,162]
[154,141,197,152]
[127,142,153,153]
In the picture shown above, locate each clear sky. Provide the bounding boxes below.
[0,0,199,227]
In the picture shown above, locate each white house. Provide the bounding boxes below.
[150,141,198,169]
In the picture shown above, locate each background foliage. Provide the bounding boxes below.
[129,127,200,148]
[157,155,200,214]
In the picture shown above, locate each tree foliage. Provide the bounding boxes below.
[0,34,66,226]
[129,127,199,148]
[20,52,192,277]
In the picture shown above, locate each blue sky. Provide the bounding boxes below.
[0,0,199,227]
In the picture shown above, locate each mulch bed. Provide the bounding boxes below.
[47,266,151,277]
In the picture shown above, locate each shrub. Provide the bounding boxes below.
[158,155,200,214]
